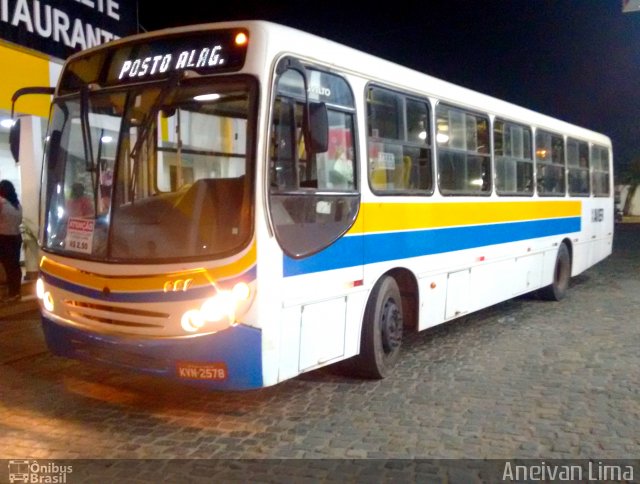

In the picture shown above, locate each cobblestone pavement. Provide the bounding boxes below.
[0,225,639,480]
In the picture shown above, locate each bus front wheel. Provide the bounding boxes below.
[539,243,571,301]
[355,275,403,379]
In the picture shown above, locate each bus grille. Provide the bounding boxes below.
[64,299,169,329]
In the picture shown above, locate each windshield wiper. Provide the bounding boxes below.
[80,86,95,173]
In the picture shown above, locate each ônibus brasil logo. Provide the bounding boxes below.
[7,460,72,483]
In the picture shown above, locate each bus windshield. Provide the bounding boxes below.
[42,76,256,262]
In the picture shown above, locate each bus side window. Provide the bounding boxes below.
[536,130,565,196]
[319,111,355,190]
[567,138,590,196]
[494,119,533,196]
[367,86,432,194]
[270,98,298,190]
[591,145,610,197]
[436,104,491,195]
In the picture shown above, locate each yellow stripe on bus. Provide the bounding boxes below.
[40,241,257,292]
[348,200,581,235]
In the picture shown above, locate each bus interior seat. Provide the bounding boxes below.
[176,176,246,254]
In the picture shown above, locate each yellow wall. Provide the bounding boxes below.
[0,43,52,118]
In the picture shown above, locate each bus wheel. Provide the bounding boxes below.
[356,275,403,379]
[539,243,571,301]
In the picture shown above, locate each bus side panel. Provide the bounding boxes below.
[572,196,614,276]
[590,196,614,266]
[276,269,367,379]
[276,231,365,379]
[418,273,447,330]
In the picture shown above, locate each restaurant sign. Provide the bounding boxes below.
[0,0,138,60]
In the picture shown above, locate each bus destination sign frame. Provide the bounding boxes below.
[60,29,249,93]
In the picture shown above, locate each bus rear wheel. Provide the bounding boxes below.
[355,275,403,379]
[539,243,571,301]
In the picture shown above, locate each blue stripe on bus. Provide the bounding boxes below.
[41,265,257,303]
[283,217,581,277]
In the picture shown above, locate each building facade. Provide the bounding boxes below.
[0,0,137,279]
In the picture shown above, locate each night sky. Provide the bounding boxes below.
[138,0,640,175]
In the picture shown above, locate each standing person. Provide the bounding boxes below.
[67,182,94,218]
[0,180,23,302]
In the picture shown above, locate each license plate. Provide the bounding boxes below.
[176,361,228,380]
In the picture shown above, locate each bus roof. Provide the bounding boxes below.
[64,20,611,147]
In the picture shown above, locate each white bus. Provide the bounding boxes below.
[11,21,613,390]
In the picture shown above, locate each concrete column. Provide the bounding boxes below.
[18,115,44,279]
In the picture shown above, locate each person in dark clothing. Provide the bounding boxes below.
[0,180,23,302]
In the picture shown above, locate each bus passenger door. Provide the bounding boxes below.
[268,59,362,376]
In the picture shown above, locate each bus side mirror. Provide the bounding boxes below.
[9,118,20,163]
[308,102,328,153]
[9,85,55,163]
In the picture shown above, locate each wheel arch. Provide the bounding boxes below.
[384,267,419,332]
[561,237,573,263]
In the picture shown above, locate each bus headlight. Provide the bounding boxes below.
[36,278,45,299]
[181,310,205,333]
[43,291,55,312]
[36,277,55,312]
[180,282,251,333]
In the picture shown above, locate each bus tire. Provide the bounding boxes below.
[539,243,571,301]
[355,275,403,379]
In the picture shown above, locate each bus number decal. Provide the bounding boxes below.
[591,208,604,222]
[176,361,228,380]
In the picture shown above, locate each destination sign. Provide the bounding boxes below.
[59,29,248,93]
[118,44,227,80]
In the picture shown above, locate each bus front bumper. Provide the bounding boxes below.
[41,316,263,390]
